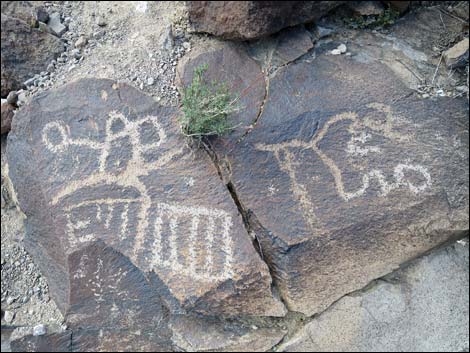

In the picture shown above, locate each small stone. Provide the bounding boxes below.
[337,44,347,54]
[4,310,15,323]
[6,91,18,105]
[147,77,155,86]
[331,49,342,55]
[48,12,67,37]
[74,36,88,48]
[182,41,191,50]
[70,49,81,59]
[456,86,468,92]
[24,77,35,87]
[36,7,49,23]
[422,93,429,98]
[6,296,15,305]
[97,17,107,27]
[33,324,47,336]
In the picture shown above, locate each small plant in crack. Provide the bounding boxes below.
[179,63,241,140]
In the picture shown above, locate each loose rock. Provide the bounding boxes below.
[6,91,18,105]
[96,17,107,27]
[187,1,345,40]
[74,36,88,48]
[4,310,15,323]
[47,12,67,37]
[443,38,469,69]
[337,43,347,53]
[35,6,49,24]
[33,324,47,336]
[1,102,15,134]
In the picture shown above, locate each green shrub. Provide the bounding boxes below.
[180,64,240,139]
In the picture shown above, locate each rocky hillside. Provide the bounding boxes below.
[1,1,469,352]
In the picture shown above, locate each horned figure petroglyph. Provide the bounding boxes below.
[43,111,234,281]
[256,103,432,229]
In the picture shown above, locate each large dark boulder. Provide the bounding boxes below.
[6,78,286,331]
[228,57,469,315]
[187,1,344,40]
[1,14,64,97]
[178,42,469,316]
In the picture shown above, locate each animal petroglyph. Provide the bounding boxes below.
[256,104,432,228]
[43,111,234,282]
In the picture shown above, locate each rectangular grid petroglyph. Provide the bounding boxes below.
[151,203,234,282]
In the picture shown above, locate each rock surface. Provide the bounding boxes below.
[209,48,469,315]
[10,331,71,352]
[444,38,469,69]
[1,102,15,134]
[6,78,285,320]
[177,42,266,148]
[1,14,64,97]
[170,315,287,351]
[187,1,344,40]
[247,25,314,69]
[0,1,43,26]
[279,239,469,352]
[2,2,469,352]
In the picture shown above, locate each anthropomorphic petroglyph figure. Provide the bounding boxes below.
[43,111,234,281]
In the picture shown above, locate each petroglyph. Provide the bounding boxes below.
[151,203,234,281]
[256,104,432,227]
[43,111,235,282]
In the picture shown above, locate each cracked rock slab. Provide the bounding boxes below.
[176,42,266,150]
[221,54,469,315]
[247,25,314,69]
[278,239,469,352]
[170,315,287,352]
[6,78,286,320]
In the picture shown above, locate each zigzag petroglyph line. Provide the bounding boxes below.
[256,104,432,227]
